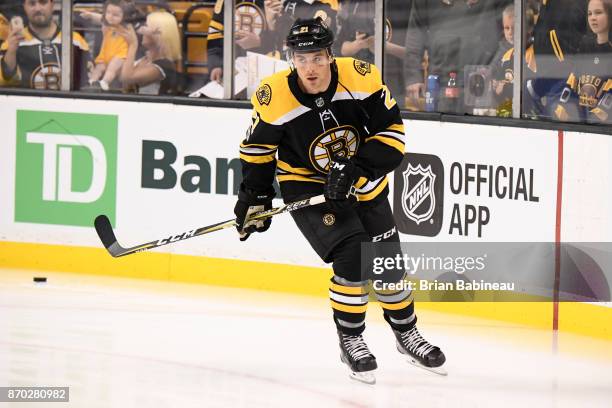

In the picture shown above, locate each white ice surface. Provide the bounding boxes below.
[0,269,610,408]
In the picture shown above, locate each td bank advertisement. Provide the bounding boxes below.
[0,95,572,267]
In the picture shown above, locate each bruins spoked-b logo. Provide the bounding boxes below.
[393,153,444,237]
[235,2,265,36]
[256,84,272,105]
[309,125,359,173]
[353,60,371,76]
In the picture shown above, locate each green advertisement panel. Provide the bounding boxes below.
[15,110,118,227]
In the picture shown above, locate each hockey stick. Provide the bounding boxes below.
[94,195,326,258]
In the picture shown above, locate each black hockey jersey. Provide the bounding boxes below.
[0,25,91,89]
[239,57,406,204]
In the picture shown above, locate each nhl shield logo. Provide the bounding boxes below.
[401,164,436,225]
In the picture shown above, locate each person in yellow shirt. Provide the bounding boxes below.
[86,0,128,91]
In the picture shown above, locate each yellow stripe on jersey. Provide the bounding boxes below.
[209,20,223,31]
[591,107,608,122]
[318,0,339,11]
[277,160,315,175]
[240,142,278,150]
[550,30,564,62]
[602,79,612,93]
[357,177,388,201]
[387,123,405,133]
[502,47,514,63]
[277,174,325,183]
[330,300,368,314]
[354,177,368,189]
[330,282,368,295]
[208,33,223,41]
[239,152,275,163]
[365,134,405,153]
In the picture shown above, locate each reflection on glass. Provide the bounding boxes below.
[403,0,509,116]
[524,0,590,122]
[75,1,180,95]
[0,0,89,90]
[199,0,339,100]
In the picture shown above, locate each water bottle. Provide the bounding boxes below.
[425,74,440,112]
[444,72,460,114]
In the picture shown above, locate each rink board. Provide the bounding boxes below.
[1,95,611,339]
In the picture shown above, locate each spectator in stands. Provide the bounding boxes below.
[207,0,273,84]
[0,14,8,48]
[0,0,92,89]
[553,0,611,125]
[119,11,180,95]
[403,0,506,114]
[491,3,537,116]
[206,0,338,85]
[525,0,588,119]
[337,0,411,104]
[85,0,129,91]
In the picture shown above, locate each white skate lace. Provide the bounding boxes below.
[342,335,373,360]
[400,327,436,358]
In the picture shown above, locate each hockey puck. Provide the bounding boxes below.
[33,277,47,283]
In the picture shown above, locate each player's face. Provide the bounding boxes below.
[588,0,610,35]
[503,14,514,44]
[293,49,332,94]
[104,4,124,27]
[24,0,54,29]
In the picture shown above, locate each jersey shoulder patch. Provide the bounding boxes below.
[255,83,272,105]
[335,57,382,96]
[251,68,301,124]
[353,59,371,76]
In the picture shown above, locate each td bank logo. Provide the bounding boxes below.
[15,110,118,227]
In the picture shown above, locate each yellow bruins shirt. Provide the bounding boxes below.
[239,57,406,203]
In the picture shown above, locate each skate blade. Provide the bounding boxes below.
[349,370,376,385]
[406,357,448,376]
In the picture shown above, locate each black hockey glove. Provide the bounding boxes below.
[324,157,360,211]
[234,184,275,241]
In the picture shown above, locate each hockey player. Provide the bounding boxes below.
[234,17,446,384]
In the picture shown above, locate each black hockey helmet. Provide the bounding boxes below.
[286,17,334,53]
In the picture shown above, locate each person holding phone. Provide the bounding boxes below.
[0,0,92,89]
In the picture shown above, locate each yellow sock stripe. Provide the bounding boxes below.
[378,293,414,311]
[379,298,413,311]
[357,178,388,201]
[364,135,405,153]
[330,300,368,314]
[330,282,368,295]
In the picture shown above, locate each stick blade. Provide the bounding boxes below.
[94,215,119,254]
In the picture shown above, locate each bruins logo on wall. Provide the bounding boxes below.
[309,125,359,173]
[353,60,371,76]
[256,84,272,105]
[235,2,265,35]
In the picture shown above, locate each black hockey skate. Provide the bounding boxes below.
[338,332,377,384]
[394,326,447,375]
